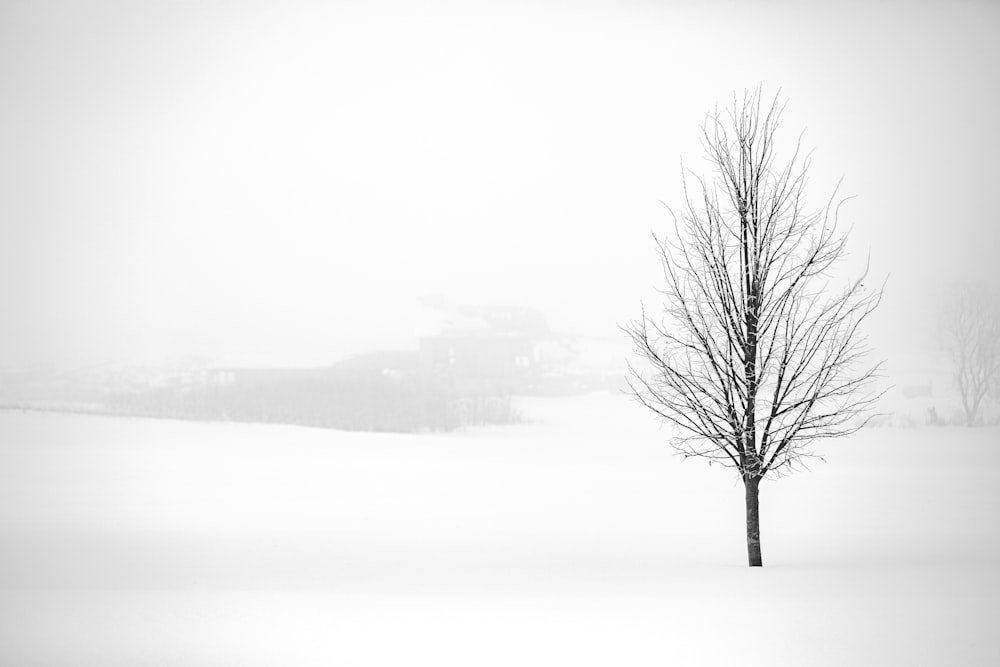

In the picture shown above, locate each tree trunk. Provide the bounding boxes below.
[744,475,762,567]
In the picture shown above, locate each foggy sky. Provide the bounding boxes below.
[1,0,998,368]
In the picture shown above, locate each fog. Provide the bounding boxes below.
[3,4,1000,664]
[2,0,998,369]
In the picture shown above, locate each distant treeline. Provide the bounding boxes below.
[0,362,626,433]
[105,370,519,432]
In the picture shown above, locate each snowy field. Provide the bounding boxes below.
[1,393,998,666]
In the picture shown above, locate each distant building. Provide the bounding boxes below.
[417,300,553,395]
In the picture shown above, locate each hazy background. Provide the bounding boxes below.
[3,5,1000,663]
[1,0,998,369]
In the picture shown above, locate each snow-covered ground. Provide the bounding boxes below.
[1,394,998,666]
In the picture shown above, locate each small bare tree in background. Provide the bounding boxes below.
[943,284,1000,426]
[625,89,883,567]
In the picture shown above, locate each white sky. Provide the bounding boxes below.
[1,0,998,368]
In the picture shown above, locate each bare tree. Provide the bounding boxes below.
[943,284,1000,426]
[625,89,883,567]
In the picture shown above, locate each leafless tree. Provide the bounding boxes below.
[943,284,1000,426]
[624,89,884,567]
